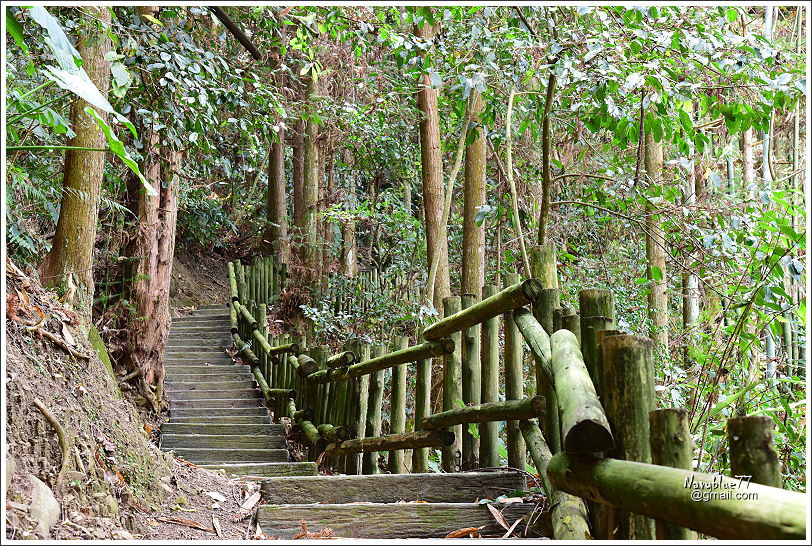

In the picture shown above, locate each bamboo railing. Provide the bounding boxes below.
[222,250,805,541]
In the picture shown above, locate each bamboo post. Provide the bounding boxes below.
[727,415,783,488]
[388,336,409,473]
[228,261,239,302]
[580,316,614,393]
[537,288,560,337]
[649,408,697,540]
[503,273,526,471]
[562,312,581,345]
[412,335,431,473]
[442,296,463,472]
[547,453,806,540]
[520,420,592,539]
[258,303,269,379]
[600,335,656,540]
[551,330,613,453]
[363,344,386,474]
[579,288,615,320]
[460,293,481,470]
[552,306,575,333]
[347,343,371,475]
[479,284,500,467]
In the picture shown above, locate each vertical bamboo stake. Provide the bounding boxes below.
[553,306,575,333]
[503,273,526,471]
[388,336,409,473]
[594,327,623,399]
[258,303,268,380]
[461,293,481,470]
[562,312,581,345]
[480,284,500,467]
[727,415,783,488]
[412,332,431,473]
[581,316,614,393]
[348,343,371,475]
[650,408,697,540]
[442,296,463,472]
[601,334,656,540]
[363,344,386,474]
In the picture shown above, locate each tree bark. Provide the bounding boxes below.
[291,119,305,227]
[644,132,669,354]
[461,90,486,297]
[300,76,319,265]
[414,18,450,313]
[38,7,112,320]
[267,127,288,262]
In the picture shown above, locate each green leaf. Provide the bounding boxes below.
[6,8,28,51]
[84,107,156,196]
[650,265,663,281]
[726,8,737,23]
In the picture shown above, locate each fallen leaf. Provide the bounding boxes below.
[212,516,223,538]
[501,517,523,539]
[156,516,214,533]
[486,503,510,531]
[445,526,484,538]
[205,491,227,503]
[240,491,261,511]
[498,497,525,504]
[61,322,75,346]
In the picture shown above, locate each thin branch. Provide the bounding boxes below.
[33,398,71,488]
[208,6,263,61]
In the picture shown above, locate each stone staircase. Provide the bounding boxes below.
[160,304,316,478]
[161,305,544,539]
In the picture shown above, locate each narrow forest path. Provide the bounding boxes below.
[160,304,315,478]
[160,305,543,539]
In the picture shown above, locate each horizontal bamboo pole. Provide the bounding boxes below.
[229,303,238,334]
[252,366,271,401]
[296,354,319,377]
[268,388,296,398]
[301,420,327,453]
[547,453,807,540]
[238,303,258,330]
[232,333,259,365]
[346,340,455,379]
[512,308,552,380]
[421,397,546,430]
[422,279,542,341]
[305,366,350,385]
[265,342,300,357]
[252,329,272,355]
[325,430,455,457]
[326,351,356,368]
[551,330,613,454]
[317,424,351,443]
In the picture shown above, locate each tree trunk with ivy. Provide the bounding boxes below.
[292,119,305,228]
[38,7,112,321]
[266,126,288,263]
[644,131,669,355]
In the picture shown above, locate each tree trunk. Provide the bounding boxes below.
[461,89,486,297]
[740,128,754,194]
[682,160,700,363]
[267,127,288,262]
[644,132,669,355]
[300,76,319,266]
[341,172,357,277]
[38,7,112,320]
[414,18,450,313]
[292,119,305,227]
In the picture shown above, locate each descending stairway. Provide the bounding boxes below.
[160,304,316,478]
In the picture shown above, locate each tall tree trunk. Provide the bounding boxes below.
[414,18,450,313]
[300,76,320,267]
[267,127,288,262]
[341,172,358,277]
[644,132,669,354]
[38,7,112,321]
[292,119,305,228]
[461,90,486,297]
[682,161,700,363]
[740,128,754,195]
[119,6,182,411]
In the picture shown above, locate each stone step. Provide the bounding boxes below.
[166,447,289,464]
[201,462,317,478]
[166,339,231,348]
[166,376,255,385]
[167,331,232,339]
[167,415,271,425]
[171,319,230,327]
[166,379,256,390]
[161,434,286,450]
[167,407,269,418]
[172,313,229,320]
[256,502,540,539]
[167,388,263,401]
[163,358,237,366]
[168,398,264,409]
[259,471,526,504]
[161,423,282,436]
[195,304,229,311]
[165,346,231,354]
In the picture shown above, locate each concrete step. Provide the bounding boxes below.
[161,423,281,436]
[166,447,289,464]
[167,331,232,339]
[168,398,264,409]
[167,388,263,401]
[166,379,257,390]
[167,415,271,425]
[258,471,526,504]
[201,462,317,478]
[172,315,229,323]
[165,346,231,354]
[161,434,286,450]
[163,358,237,366]
[256,502,540,539]
[166,339,231,348]
[167,407,268,418]
[195,304,229,311]
[166,376,255,386]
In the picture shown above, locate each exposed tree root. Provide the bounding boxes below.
[33,398,71,488]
